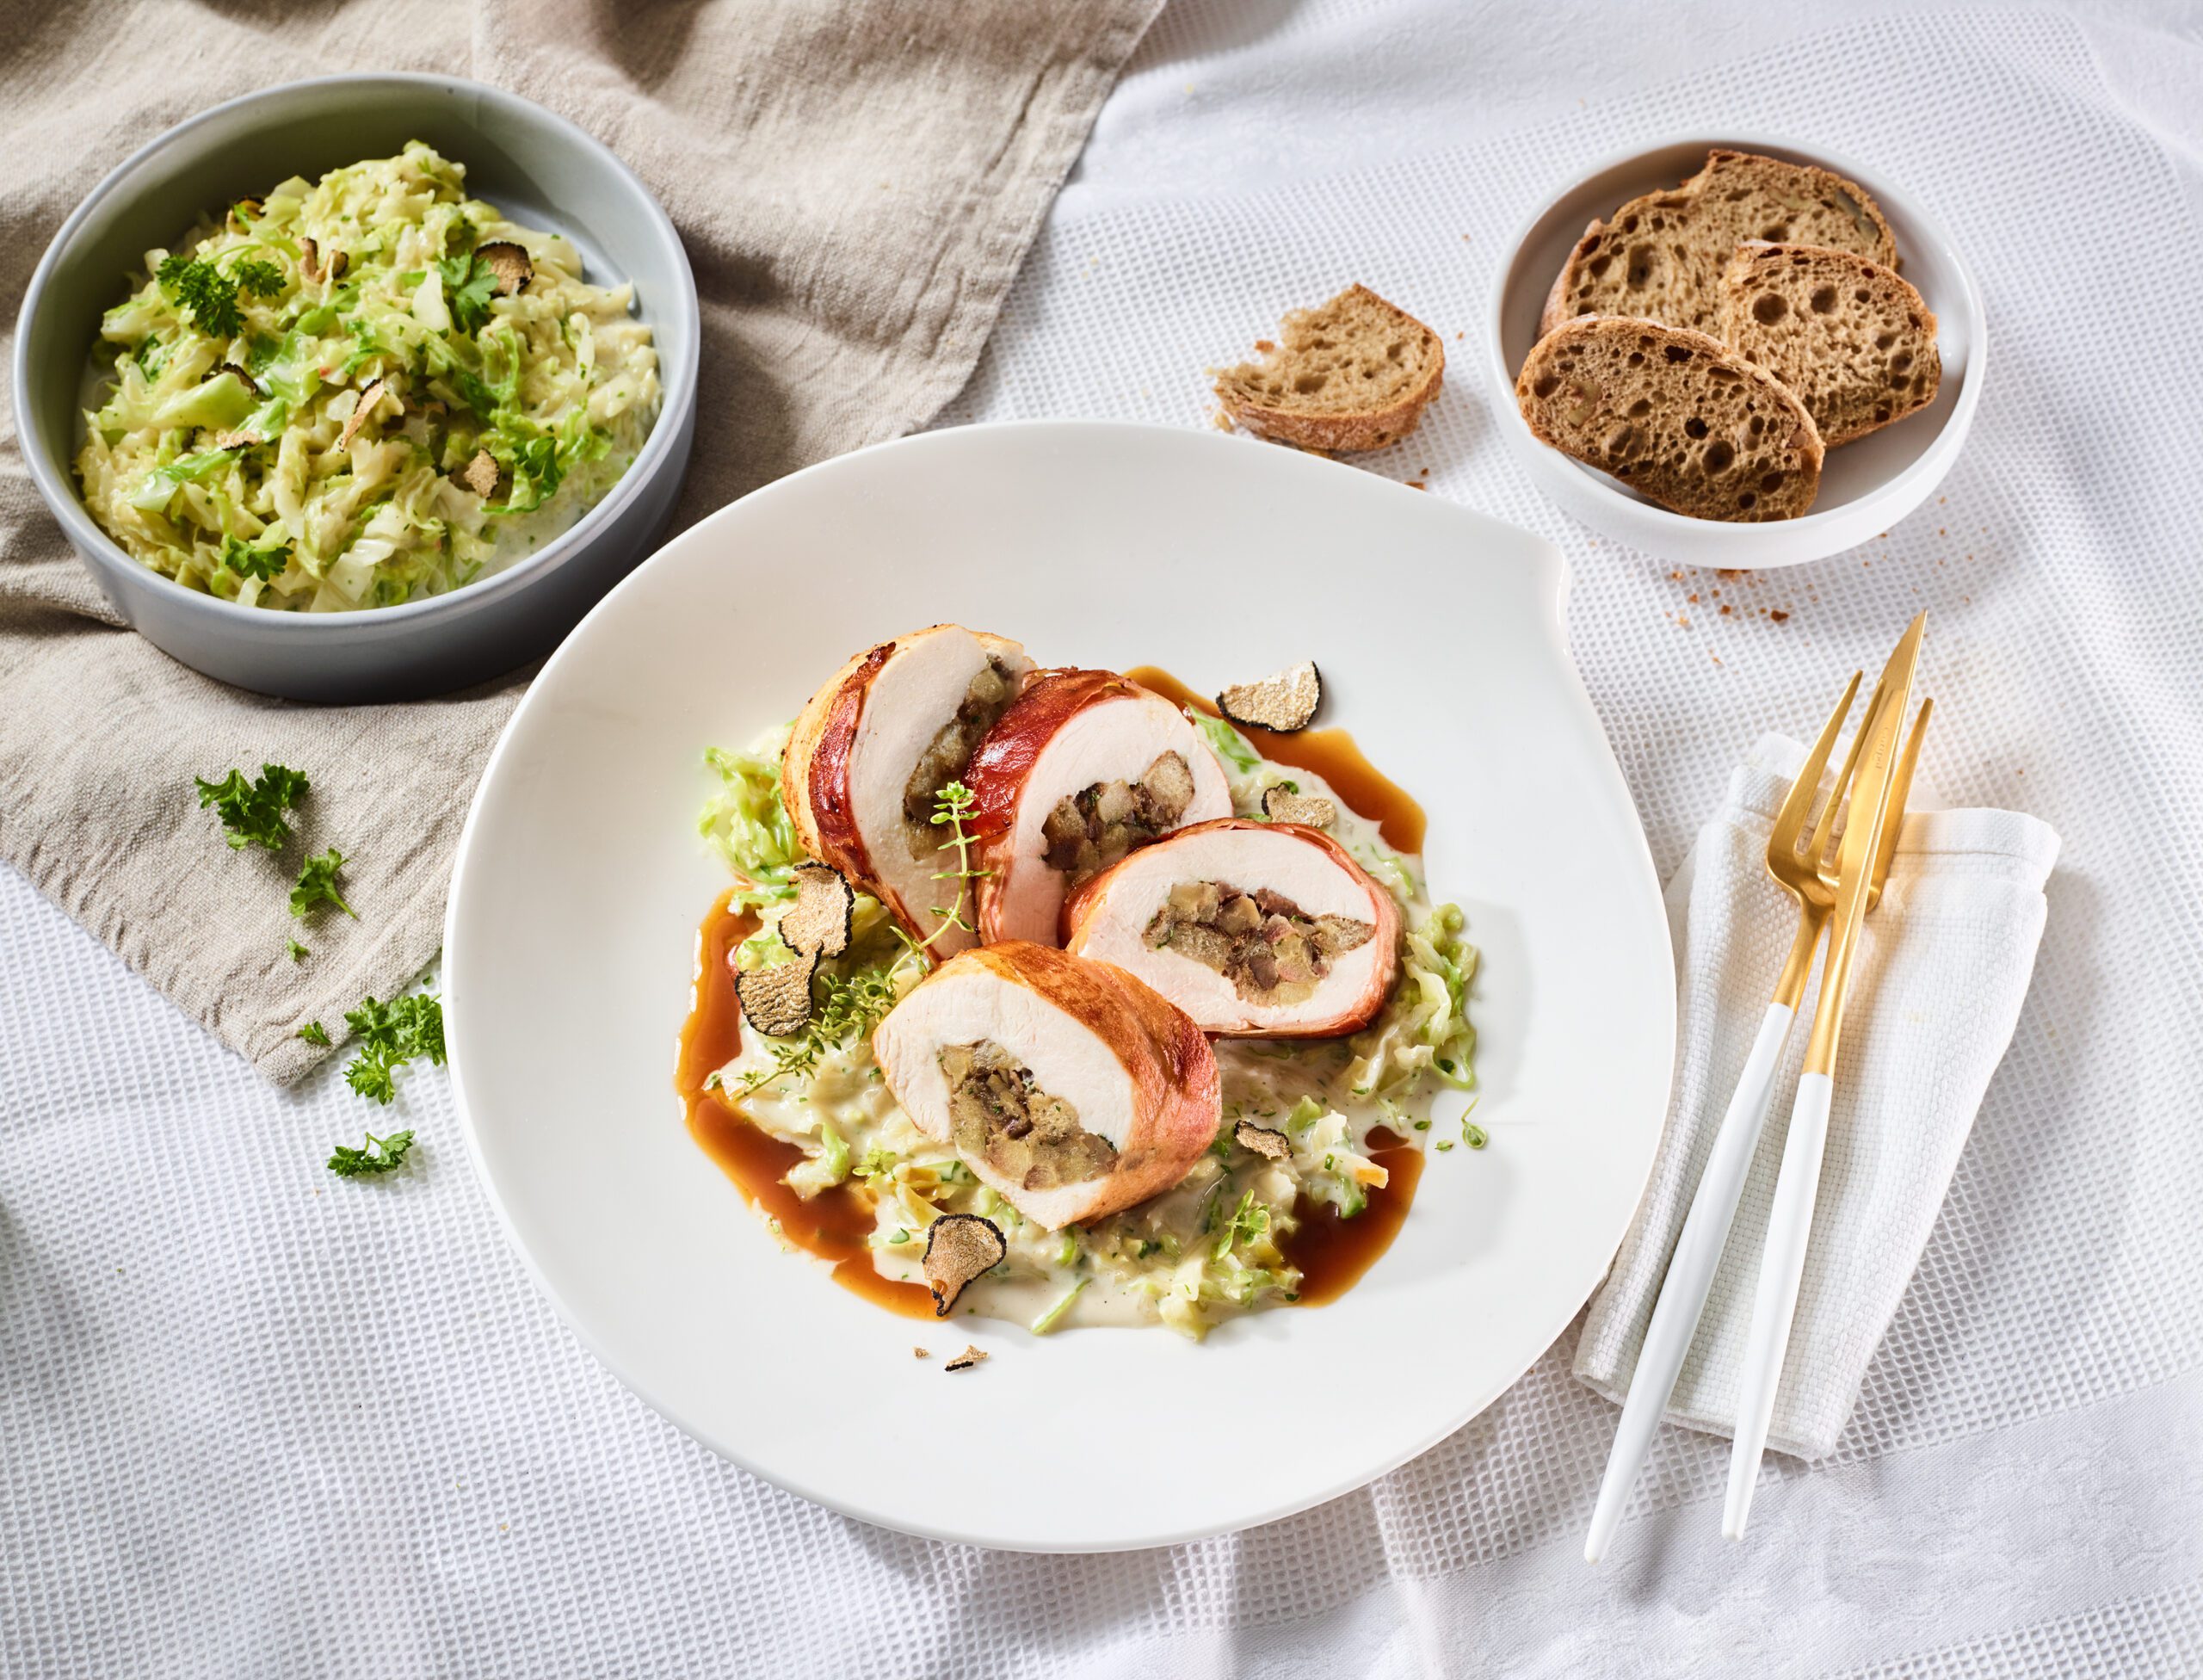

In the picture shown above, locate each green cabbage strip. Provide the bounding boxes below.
[700,731,802,911]
[74,141,659,610]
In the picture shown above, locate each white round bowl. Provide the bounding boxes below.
[1485,134,1983,568]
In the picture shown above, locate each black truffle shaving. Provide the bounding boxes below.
[779,862,855,959]
[923,1214,1007,1317]
[1218,660,1322,732]
[1260,786,1337,828]
[477,240,534,296]
[1234,1120,1292,1161]
[338,377,392,448]
[454,449,500,497]
[733,952,818,1038]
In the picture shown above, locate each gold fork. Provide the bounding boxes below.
[1725,617,1930,1539]
[1587,664,1896,1562]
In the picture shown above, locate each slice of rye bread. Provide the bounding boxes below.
[1538,150,1898,339]
[1515,317,1823,522]
[1211,283,1443,453]
[1720,242,1940,446]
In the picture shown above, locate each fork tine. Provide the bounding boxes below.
[1771,670,1862,859]
[1808,672,1892,868]
[1866,698,1932,905]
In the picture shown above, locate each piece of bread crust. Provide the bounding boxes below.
[1719,242,1940,447]
[1539,150,1897,341]
[1211,283,1443,454]
[1515,316,1823,522]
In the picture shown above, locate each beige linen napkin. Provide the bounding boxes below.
[0,0,1158,1084]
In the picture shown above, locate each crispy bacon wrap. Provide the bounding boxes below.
[963,670,1231,948]
[781,625,1033,954]
[871,942,1221,1229]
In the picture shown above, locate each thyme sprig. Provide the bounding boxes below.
[916,780,991,950]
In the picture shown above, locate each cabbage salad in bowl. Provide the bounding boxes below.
[687,630,1480,1343]
[74,141,660,610]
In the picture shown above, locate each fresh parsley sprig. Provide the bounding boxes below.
[195,763,309,851]
[327,1129,416,1177]
[219,536,292,582]
[438,248,503,337]
[155,251,282,339]
[290,848,355,920]
[342,993,444,1106]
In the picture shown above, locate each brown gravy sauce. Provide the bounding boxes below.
[1126,665,1426,855]
[675,666,1431,1323]
[677,892,934,1319]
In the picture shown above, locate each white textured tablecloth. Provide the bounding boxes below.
[8,5,2202,1676]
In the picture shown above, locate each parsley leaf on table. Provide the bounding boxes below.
[342,994,445,1105]
[287,939,309,963]
[194,763,309,851]
[298,1020,330,1046]
[290,848,355,919]
[327,1129,416,1177]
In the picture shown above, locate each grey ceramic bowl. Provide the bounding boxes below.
[13,74,698,703]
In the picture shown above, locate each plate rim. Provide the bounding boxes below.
[443,417,1676,1550]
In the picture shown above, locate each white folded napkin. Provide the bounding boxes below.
[1574,733,2060,1460]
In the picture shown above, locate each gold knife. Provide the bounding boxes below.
[1722,611,1925,1540]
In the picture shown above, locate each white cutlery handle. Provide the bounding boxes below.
[1723,1068,1835,1541]
[1583,1001,1795,1564]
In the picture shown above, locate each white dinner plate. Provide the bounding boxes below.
[445,420,1675,1553]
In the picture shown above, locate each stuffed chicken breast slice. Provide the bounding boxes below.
[966,670,1231,948]
[871,942,1221,1230]
[782,625,1033,954]
[1063,818,1400,1037]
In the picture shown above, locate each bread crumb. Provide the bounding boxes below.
[945,1344,989,1372]
[1720,604,1732,615]
[913,1348,930,1359]
[1770,609,1790,623]
[1687,593,1700,603]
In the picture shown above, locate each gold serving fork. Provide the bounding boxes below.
[1585,657,1920,1562]
[1725,615,1930,1539]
